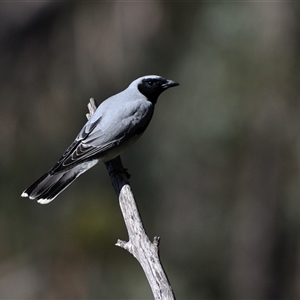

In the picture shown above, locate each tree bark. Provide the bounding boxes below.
[86,98,176,300]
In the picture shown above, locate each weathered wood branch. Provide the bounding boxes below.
[86,98,176,300]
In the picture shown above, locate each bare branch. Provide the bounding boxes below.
[86,98,176,300]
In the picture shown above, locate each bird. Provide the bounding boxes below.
[21,75,179,204]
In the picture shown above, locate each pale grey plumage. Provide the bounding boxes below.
[21,75,179,204]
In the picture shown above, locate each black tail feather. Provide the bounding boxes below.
[21,160,98,204]
[21,171,76,204]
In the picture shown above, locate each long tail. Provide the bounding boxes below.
[21,160,98,204]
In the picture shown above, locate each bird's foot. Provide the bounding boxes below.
[107,166,131,179]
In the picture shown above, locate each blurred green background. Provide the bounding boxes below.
[1,2,300,299]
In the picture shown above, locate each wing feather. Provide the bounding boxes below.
[50,100,153,174]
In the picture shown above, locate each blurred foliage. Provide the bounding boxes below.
[1,1,300,299]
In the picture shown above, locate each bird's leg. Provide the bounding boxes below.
[120,167,131,179]
[105,156,131,180]
[108,166,131,179]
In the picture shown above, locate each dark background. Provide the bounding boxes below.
[1,2,300,299]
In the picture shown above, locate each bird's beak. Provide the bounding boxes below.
[163,79,180,89]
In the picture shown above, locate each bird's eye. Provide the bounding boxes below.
[147,81,154,86]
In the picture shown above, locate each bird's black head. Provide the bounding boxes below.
[136,75,179,104]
